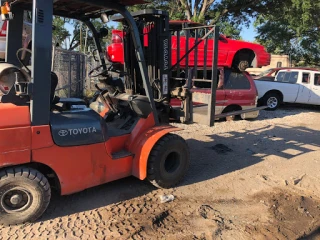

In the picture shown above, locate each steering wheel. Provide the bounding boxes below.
[88,63,112,78]
[16,48,32,74]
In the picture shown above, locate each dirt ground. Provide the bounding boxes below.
[1,104,320,240]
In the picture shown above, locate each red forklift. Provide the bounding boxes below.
[0,0,190,225]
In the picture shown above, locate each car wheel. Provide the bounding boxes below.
[237,60,250,71]
[222,106,241,121]
[263,93,280,111]
[0,168,51,225]
[226,115,236,121]
[147,134,190,189]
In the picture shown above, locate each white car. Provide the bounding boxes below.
[255,68,320,110]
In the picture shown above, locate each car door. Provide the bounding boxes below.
[308,73,320,105]
[274,70,300,103]
[295,72,312,104]
[223,69,253,108]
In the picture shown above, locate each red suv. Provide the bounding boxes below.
[106,20,270,71]
[170,67,260,120]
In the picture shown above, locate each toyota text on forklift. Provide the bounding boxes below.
[0,0,192,225]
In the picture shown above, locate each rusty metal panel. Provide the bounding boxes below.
[192,92,211,104]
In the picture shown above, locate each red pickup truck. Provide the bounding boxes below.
[106,20,270,71]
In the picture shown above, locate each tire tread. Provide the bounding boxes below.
[147,134,190,189]
[0,167,51,225]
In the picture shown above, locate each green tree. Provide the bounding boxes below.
[52,17,70,46]
[254,0,320,65]
[216,21,242,39]
[68,19,111,52]
[175,0,289,25]
[128,0,243,36]
[128,0,185,20]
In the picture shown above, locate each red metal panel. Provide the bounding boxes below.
[0,104,30,129]
[0,127,31,167]
[32,143,114,195]
[128,124,181,180]
[31,125,54,150]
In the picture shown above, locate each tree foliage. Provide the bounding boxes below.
[52,17,70,45]
[255,0,320,65]
[65,19,112,52]
[128,0,185,20]
[50,0,320,65]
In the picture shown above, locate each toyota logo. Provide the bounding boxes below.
[58,130,68,137]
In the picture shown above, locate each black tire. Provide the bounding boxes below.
[0,168,51,225]
[222,106,241,121]
[226,115,236,121]
[263,92,281,111]
[147,134,190,189]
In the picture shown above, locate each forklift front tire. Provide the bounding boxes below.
[147,134,190,189]
[0,168,51,225]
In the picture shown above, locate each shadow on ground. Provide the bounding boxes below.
[181,124,320,186]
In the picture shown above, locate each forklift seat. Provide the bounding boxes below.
[128,95,152,118]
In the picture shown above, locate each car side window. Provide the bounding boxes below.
[276,71,298,83]
[276,72,285,82]
[224,71,251,90]
[314,74,320,86]
[193,70,222,89]
[287,72,298,83]
[302,73,310,84]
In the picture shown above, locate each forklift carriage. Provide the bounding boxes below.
[0,0,190,225]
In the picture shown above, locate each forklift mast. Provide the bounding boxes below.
[112,10,171,104]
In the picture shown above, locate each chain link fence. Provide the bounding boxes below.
[53,49,100,98]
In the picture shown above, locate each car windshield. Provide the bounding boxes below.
[258,69,274,77]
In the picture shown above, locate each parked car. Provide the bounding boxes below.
[254,67,318,82]
[106,20,271,71]
[170,67,260,120]
[255,68,320,110]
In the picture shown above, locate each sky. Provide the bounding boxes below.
[240,21,256,42]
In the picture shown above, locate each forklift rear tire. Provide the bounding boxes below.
[147,134,190,189]
[0,168,51,225]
